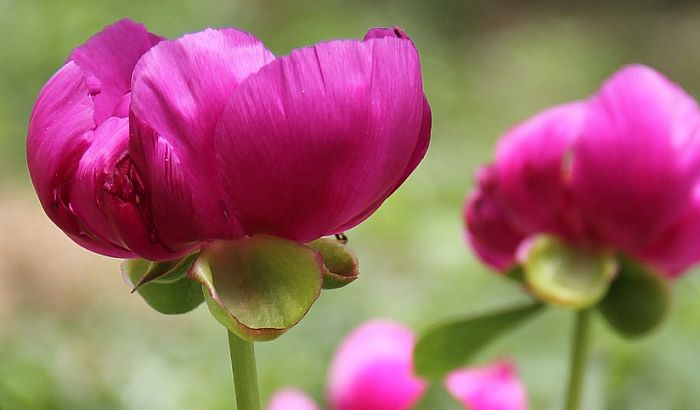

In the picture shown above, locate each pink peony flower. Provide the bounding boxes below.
[28,21,430,261]
[269,320,527,410]
[465,65,700,278]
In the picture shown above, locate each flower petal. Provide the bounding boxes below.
[445,360,528,410]
[333,97,431,233]
[130,28,273,244]
[70,117,192,261]
[493,102,585,237]
[216,36,425,242]
[464,167,526,272]
[69,19,161,124]
[636,186,700,278]
[27,62,131,257]
[267,389,318,410]
[571,65,700,251]
[328,320,426,410]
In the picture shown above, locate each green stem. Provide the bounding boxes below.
[227,331,261,410]
[565,309,592,410]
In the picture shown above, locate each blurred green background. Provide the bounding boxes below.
[2,0,700,409]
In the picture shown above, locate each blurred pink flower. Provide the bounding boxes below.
[269,320,527,410]
[28,21,430,261]
[465,65,700,278]
[268,389,319,410]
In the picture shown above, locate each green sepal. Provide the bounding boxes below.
[523,235,617,309]
[121,254,203,315]
[189,235,324,342]
[414,303,543,378]
[306,237,359,289]
[598,255,671,339]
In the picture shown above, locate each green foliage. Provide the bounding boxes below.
[121,256,204,314]
[306,237,360,289]
[598,256,671,338]
[414,303,543,378]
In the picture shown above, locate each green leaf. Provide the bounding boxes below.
[598,255,671,339]
[523,235,617,309]
[306,237,359,289]
[190,235,323,342]
[414,303,543,378]
[121,255,204,315]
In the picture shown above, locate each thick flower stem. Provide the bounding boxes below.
[565,309,592,410]
[227,331,261,410]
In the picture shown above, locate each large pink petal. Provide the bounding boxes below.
[267,389,318,410]
[333,97,431,233]
[27,62,131,257]
[69,19,161,125]
[494,103,585,238]
[216,36,425,242]
[636,186,700,278]
[130,28,273,245]
[572,65,700,251]
[464,167,526,272]
[445,360,528,410]
[328,320,426,410]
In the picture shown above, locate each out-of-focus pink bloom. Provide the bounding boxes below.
[28,21,430,261]
[328,320,427,410]
[268,389,319,410]
[26,19,177,260]
[445,360,528,410]
[465,65,700,278]
[268,320,528,410]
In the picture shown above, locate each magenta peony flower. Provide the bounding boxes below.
[269,320,528,410]
[28,21,430,261]
[465,65,700,279]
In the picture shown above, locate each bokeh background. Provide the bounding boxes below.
[2,0,700,409]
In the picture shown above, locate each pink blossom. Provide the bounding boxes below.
[465,65,700,278]
[270,320,527,410]
[268,389,319,410]
[28,21,430,261]
[445,360,528,410]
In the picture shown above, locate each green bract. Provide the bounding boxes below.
[598,256,671,338]
[121,255,203,314]
[523,235,617,309]
[189,235,324,342]
[306,237,359,289]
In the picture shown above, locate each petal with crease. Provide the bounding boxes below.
[69,19,161,124]
[572,65,700,251]
[130,28,273,244]
[216,37,425,242]
[494,102,585,236]
[328,320,426,410]
[26,62,130,256]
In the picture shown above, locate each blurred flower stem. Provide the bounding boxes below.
[565,309,591,410]
[228,331,261,410]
